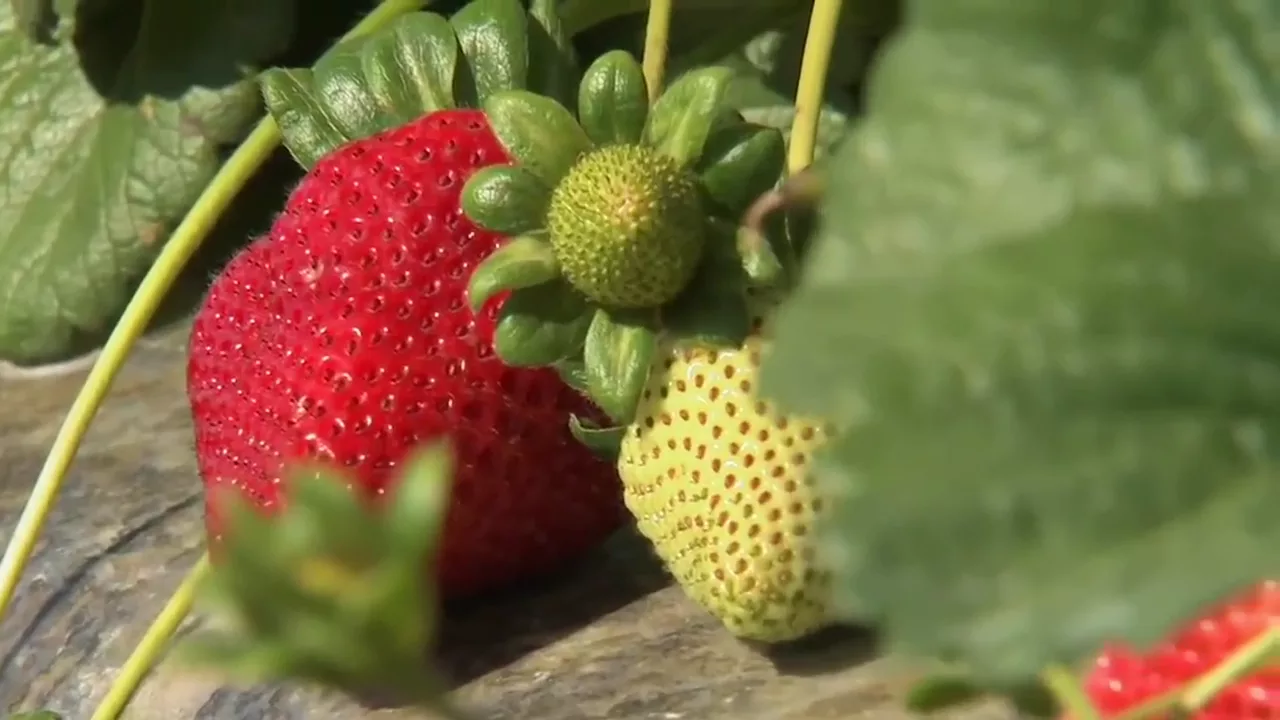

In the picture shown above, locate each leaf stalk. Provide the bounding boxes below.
[1179,626,1278,713]
[0,0,429,626]
[1040,663,1103,720]
[90,556,211,720]
[787,0,844,174]
[641,0,675,101]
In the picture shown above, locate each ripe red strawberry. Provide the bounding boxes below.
[1072,580,1280,719]
[187,109,624,598]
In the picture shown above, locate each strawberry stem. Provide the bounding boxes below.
[1039,663,1104,720]
[90,556,211,720]
[787,0,844,175]
[641,0,674,102]
[1179,626,1279,714]
[0,0,430,626]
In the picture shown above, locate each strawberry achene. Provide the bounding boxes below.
[1075,580,1280,719]
[187,109,624,598]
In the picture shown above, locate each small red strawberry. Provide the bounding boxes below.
[187,109,624,598]
[1072,580,1280,719]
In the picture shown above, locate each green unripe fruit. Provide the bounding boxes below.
[546,144,705,309]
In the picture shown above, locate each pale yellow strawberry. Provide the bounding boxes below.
[617,316,835,642]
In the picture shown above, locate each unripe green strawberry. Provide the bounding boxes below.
[617,313,835,642]
[546,144,705,309]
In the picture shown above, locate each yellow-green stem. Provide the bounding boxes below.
[1180,626,1278,711]
[1040,664,1102,720]
[641,0,675,102]
[786,0,844,175]
[90,555,211,720]
[0,0,428,624]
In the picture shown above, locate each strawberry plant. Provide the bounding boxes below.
[0,0,1277,719]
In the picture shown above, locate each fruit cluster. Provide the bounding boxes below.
[179,1,1280,717]
[187,4,838,647]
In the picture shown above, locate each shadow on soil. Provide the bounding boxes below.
[352,526,670,711]
[754,624,881,677]
[433,527,671,687]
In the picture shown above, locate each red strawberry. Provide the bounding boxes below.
[1072,581,1280,719]
[187,109,624,598]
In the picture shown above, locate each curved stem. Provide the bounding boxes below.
[786,0,844,175]
[0,0,429,625]
[0,120,277,620]
[641,0,675,102]
[90,555,211,720]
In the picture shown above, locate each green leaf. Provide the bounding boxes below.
[362,12,464,123]
[0,0,290,364]
[5,712,61,720]
[527,0,580,108]
[578,50,649,146]
[569,414,625,461]
[697,121,785,220]
[554,358,590,394]
[493,280,593,366]
[583,308,659,423]
[645,66,735,167]
[484,89,591,187]
[466,233,560,311]
[450,0,529,107]
[663,224,751,349]
[386,445,454,566]
[461,164,552,235]
[180,450,460,712]
[260,69,346,170]
[761,0,1280,687]
[262,11,461,169]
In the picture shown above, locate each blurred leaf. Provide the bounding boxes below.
[762,0,1280,688]
[0,0,294,364]
[180,444,465,715]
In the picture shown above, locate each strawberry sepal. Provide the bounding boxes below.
[484,90,593,187]
[461,166,552,236]
[577,50,650,146]
[643,66,735,168]
[697,122,787,222]
[582,308,660,423]
[466,233,560,313]
[568,415,626,461]
[459,51,790,429]
[492,281,594,367]
[178,446,464,716]
[262,0,580,169]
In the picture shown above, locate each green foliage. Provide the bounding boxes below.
[0,0,292,364]
[261,0,581,168]
[762,0,1280,691]
[459,58,783,423]
[179,444,465,715]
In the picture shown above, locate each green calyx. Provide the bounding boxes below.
[178,446,465,714]
[460,50,789,443]
[548,144,706,308]
[261,0,581,169]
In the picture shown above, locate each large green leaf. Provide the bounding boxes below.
[0,0,293,364]
[761,0,1280,687]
